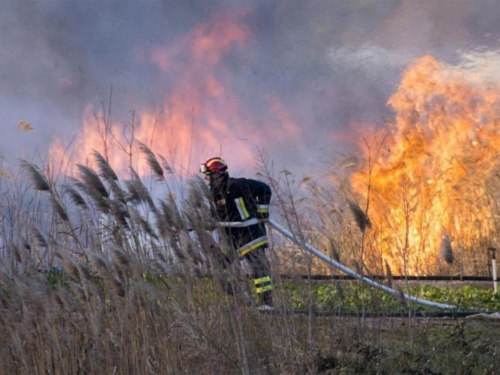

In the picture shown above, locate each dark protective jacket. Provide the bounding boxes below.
[210,177,271,258]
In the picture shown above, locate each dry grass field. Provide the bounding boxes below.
[0,144,499,374]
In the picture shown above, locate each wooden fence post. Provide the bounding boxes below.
[488,247,498,293]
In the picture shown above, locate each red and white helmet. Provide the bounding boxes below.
[200,156,228,174]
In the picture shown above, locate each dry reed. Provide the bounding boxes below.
[0,150,498,375]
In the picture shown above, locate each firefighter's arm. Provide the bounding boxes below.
[246,179,272,222]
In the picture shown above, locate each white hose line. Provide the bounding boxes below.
[269,219,456,310]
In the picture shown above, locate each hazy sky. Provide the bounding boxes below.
[2,0,500,178]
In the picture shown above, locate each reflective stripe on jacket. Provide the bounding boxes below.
[211,177,271,256]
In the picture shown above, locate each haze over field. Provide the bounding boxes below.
[2,0,500,177]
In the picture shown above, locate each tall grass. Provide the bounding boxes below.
[0,143,499,374]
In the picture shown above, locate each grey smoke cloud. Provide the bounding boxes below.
[1,0,500,176]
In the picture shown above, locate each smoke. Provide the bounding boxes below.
[1,0,500,177]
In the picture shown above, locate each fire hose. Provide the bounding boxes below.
[268,219,457,310]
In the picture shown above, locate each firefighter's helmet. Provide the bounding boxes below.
[200,156,228,174]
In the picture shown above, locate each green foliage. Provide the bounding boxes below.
[283,280,500,313]
[43,267,500,314]
[414,284,500,312]
[43,268,68,289]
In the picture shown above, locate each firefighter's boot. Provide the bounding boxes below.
[254,275,273,309]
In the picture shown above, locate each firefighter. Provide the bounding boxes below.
[200,156,273,309]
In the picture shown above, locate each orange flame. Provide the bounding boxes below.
[49,105,127,176]
[50,10,302,177]
[351,55,500,274]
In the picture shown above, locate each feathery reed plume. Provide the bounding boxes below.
[91,251,110,271]
[0,273,20,311]
[60,254,81,283]
[384,260,393,289]
[183,203,215,235]
[71,175,110,214]
[79,262,92,280]
[12,244,22,263]
[165,195,183,231]
[32,228,47,248]
[158,198,175,228]
[18,120,34,132]
[23,241,31,251]
[92,149,118,181]
[50,195,69,222]
[0,291,9,310]
[109,199,130,227]
[155,248,168,264]
[186,177,211,210]
[57,249,90,283]
[124,179,141,204]
[90,252,111,280]
[328,238,341,263]
[111,277,125,297]
[196,233,224,271]
[130,207,159,241]
[20,160,50,191]
[111,245,131,267]
[52,291,68,310]
[108,178,126,204]
[440,231,454,266]
[155,199,173,238]
[76,164,109,198]
[181,232,202,264]
[158,154,174,174]
[348,200,371,232]
[109,244,137,284]
[136,140,164,181]
[198,175,213,198]
[69,281,87,301]
[64,185,88,209]
[163,229,186,263]
[186,187,203,211]
[126,168,157,213]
